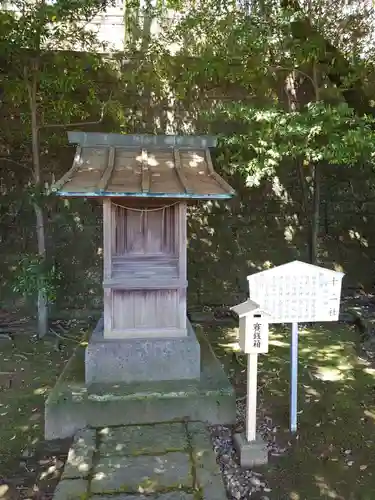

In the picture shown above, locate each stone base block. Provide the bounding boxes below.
[45,326,235,440]
[85,317,200,384]
[233,432,268,468]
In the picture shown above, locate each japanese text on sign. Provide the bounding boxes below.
[239,318,269,354]
[253,322,261,348]
[248,263,343,324]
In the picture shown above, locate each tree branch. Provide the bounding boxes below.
[37,91,113,131]
[268,65,319,101]
[0,157,33,171]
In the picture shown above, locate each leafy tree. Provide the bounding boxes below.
[0,0,115,337]
[210,101,375,262]
[139,0,375,264]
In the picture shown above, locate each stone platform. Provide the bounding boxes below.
[53,421,227,500]
[45,327,235,440]
[86,318,200,384]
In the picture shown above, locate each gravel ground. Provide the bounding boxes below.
[210,399,287,500]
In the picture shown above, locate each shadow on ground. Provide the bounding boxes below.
[200,319,375,500]
[0,320,94,498]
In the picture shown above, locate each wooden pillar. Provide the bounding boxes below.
[103,199,113,337]
[177,202,187,331]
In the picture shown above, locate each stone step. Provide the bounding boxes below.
[53,422,228,500]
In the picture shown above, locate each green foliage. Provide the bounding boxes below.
[0,0,121,334]
[0,0,107,52]
[12,254,62,303]
[210,101,375,186]
[1,0,375,297]
[0,0,117,151]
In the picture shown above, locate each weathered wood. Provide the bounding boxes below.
[97,146,116,191]
[102,199,189,338]
[51,146,82,192]
[111,288,183,335]
[111,200,116,262]
[53,144,235,198]
[103,279,188,290]
[111,197,179,208]
[177,203,187,330]
[173,148,190,193]
[53,136,236,341]
[112,255,179,279]
[141,148,151,193]
[113,204,176,255]
[205,148,236,195]
[68,131,218,149]
[103,199,112,280]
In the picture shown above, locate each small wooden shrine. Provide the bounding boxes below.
[53,132,235,341]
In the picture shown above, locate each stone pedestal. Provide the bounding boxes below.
[233,432,268,468]
[45,321,236,440]
[85,317,200,384]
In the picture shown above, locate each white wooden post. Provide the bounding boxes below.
[290,322,299,433]
[246,353,258,442]
[231,300,270,468]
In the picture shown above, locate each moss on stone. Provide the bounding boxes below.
[129,446,187,456]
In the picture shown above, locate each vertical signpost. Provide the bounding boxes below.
[230,299,271,467]
[290,322,298,432]
[247,260,344,434]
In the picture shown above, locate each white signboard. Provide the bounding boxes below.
[247,261,344,324]
[239,317,269,354]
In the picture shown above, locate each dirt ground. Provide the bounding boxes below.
[0,316,93,499]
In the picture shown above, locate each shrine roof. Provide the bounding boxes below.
[52,132,236,199]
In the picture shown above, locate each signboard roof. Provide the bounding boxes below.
[247,260,344,281]
[231,299,269,318]
[231,299,261,318]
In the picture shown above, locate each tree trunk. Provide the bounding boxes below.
[281,0,375,117]
[29,65,48,338]
[34,204,48,338]
[310,163,320,264]
[124,0,141,50]
[310,63,321,265]
[140,0,153,53]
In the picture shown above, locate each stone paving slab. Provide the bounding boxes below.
[187,422,227,500]
[53,479,88,500]
[55,422,228,500]
[98,423,188,456]
[91,494,194,500]
[62,428,96,479]
[91,452,193,494]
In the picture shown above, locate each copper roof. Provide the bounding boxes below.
[52,132,235,199]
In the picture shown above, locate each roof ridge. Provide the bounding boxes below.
[67,131,218,149]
